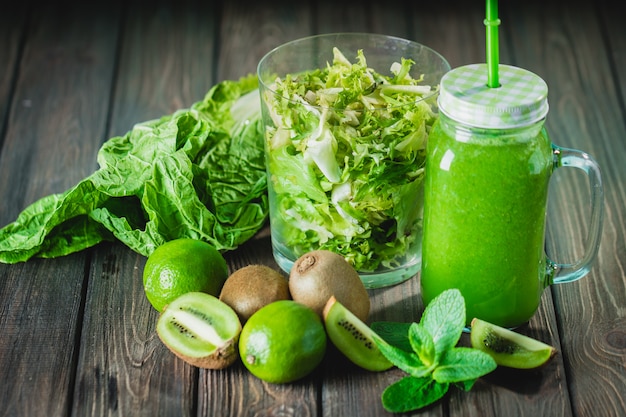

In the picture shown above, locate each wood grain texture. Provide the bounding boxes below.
[217,0,313,83]
[71,2,222,416]
[0,1,624,416]
[73,243,196,417]
[0,2,26,145]
[409,0,487,68]
[109,0,219,138]
[505,2,626,417]
[0,255,87,417]
[0,2,119,221]
[0,3,120,417]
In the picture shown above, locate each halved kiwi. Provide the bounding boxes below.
[323,296,393,372]
[470,318,557,369]
[157,292,242,369]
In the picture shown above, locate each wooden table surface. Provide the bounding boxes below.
[1,0,624,416]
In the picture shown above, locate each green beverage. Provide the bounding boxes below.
[420,63,604,329]
[421,117,553,328]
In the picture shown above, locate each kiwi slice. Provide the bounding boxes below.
[157,292,242,369]
[470,318,557,369]
[323,296,393,372]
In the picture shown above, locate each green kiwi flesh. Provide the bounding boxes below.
[470,318,556,369]
[323,296,393,372]
[157,292,242,369]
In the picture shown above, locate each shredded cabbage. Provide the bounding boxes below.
[263,48,438,271]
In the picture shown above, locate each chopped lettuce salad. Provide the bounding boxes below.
[262,47,439,272]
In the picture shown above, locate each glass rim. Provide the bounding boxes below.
[256,32,451,111]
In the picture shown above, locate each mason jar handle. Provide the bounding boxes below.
[546,145,604,285]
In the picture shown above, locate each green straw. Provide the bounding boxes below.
[485,0,500,87]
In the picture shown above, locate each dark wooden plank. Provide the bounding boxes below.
[73,243,198,417]
[202,363,322,416]
[0,256,87,417]
[0,7,117,218]
[409,0,488,68]
[198,2,321,416]
[314,0,369,33]
[108,0,221,137]
[370,3,572,416]
[217,0,312,81]
[419,3,573,416]
[0,2,121,417]
[0,2,27,142]
[369,0,412,38]
[505,1,626,417]
[215,0,313,83]
[71,1,222,416]
[601,1,626,105]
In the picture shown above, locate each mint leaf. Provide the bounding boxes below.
[376,289,497,413]
[371,321,412,352]
[381,376,449,413]
[432,347,497,383]
[409,323,436,367]
[421,289,466,361]
[455,379,478,392]
[375,337,434,378]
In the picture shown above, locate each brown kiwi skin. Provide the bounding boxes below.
[219,265,291,323]
[161,336,239,370]
[288,250,370,323]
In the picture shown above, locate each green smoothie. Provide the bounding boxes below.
[420,117,554,328]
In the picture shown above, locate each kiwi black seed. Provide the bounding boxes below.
[483,329,520,354]
[470,318,557,369]
[322,296,392,372]
[219,265,291,323]
[289,250,370,322]
[156,292,242,370]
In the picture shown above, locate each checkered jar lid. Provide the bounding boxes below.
[438,63,549,129]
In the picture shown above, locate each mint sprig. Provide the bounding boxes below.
[372,289,497,413]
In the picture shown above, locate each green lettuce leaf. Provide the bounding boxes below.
[262,47,437,271]
[0,75,267,263]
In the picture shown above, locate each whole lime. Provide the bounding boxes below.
[143,238,228,312]
[239,300,327,384]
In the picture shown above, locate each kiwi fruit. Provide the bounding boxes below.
[219,265,291,322]
[156,292,242,369]
[470,318,557,369]
[323,296,393,372]
[289,250,370,322]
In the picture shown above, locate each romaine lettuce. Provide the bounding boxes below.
[0,75,267,263]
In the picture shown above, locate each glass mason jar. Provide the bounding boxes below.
[420,64,604,328]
